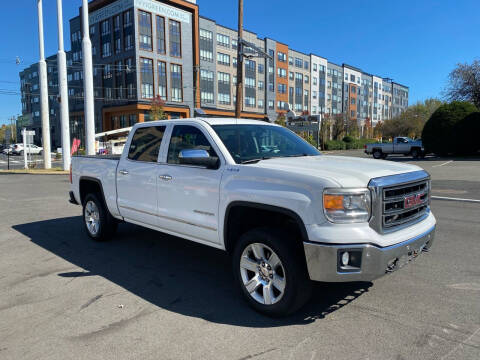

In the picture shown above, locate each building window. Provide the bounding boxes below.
[304,61,309,70]
[201,91,214,104]
[125,34,133,50]
[258,99,264,108]
[278,84,286,94]
[351,110,355,118]
[217,52,230,66]
[245,59,256,71]
[115,38,122,54]
[138,11,152,51]
[350,74,355,82]
[258,64,264,73]
[158,61,167,100]
[289,72,294,80]
[305,75,309,84]
[289,56,293,65]
[102,42,111,58]
[277,68,286,78]
[101,19,110,35]
[268,100,274,110]
[170,64,183,102]
[218,93,230,105]
[245,77,256,88]
[245,96,255,107]
[124,10,132,27]
[218,72,230,84]
[156,16,166,54]
[200,29,212,40]
[216,33,230,48]
[277,52,286,62]
[90,25,95,36]
[114,15,121,31]
[233,57,237,67]
[351,98,355,105]
[169,20,181,57]
[200,49,213,62]
[140,58,154,99]
[295,58,302,68]
[258,80,264,90]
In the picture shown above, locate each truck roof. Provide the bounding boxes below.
[138,117,275,127]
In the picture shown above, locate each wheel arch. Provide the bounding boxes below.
[223,201,309,254]
[79,176,107,207]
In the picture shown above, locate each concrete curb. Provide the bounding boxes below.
[0,170,69,175]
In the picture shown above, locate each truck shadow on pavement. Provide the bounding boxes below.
[13,216,372,327]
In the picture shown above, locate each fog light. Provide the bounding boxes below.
[341,251,350,266]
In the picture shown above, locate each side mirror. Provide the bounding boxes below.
[179,149,219,169]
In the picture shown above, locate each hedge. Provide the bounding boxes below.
[453,112,480,155]
[422,101,477,155]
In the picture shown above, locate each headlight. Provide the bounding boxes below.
[323,188,371,223]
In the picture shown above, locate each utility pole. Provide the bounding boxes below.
[56,0,71,170]
[235,0,244,119]
[37,0,51,169]
[82,0,95,155]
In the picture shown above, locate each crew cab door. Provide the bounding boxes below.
[116,125,166,226]
[156,124,223,245]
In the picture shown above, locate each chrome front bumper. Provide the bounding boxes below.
[303,226,435,282]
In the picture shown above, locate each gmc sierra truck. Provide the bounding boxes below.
[365,137,425,159]
[69,118,436,316]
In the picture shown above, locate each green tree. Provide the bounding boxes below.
[275,112,286,127]
[445,60,480,109]
[453,112,480,155]
[149,96,168,121]
[422,101,477,155]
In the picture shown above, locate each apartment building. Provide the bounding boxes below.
[198,16,266,119]
[19,55,62,148]
[19,0,409,142]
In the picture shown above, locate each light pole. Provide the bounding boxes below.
[56,0,71,169]
[37,0,51,168]
[82,0,95,155]
[235,0,244,119]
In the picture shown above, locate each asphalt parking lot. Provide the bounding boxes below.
[0,153,479,360]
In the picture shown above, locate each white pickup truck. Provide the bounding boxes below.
[365,137,425,159]
[69,118,436,316]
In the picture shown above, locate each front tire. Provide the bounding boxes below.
[82,193,117,241]
[232,228,312,317]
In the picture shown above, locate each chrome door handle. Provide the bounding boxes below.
[119,169,129,175]
[159,174,172,181]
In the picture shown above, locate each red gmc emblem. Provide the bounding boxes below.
[404,193,424,209]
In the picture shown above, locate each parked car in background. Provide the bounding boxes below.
[12,143,43,156]
[2,144,14,155]
[70,118,436,316]
[365,137,424,159]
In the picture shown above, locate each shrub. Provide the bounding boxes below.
[453,112,480,155]
[342,136,354,143]
[324,140,346,150]
[422,101,477,155]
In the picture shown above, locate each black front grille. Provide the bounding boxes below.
[382,180,429,229]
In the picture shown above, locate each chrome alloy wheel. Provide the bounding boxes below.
[240,243,286,305]
[84,200,100,236]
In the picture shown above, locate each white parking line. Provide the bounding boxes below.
[432,160,453,168]
[431,196,480,203]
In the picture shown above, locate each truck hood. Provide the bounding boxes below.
[249,155,422,188]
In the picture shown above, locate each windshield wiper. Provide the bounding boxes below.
[240,156,273,164]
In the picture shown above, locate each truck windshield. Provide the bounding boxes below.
[212,124,321,164]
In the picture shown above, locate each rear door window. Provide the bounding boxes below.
[127,126,166,162]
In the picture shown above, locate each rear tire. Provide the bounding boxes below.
[232,227,312,317]
[82,193,117,241]
[19,150,24,156]
[411,148,419,159]
[373,149,383,159]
